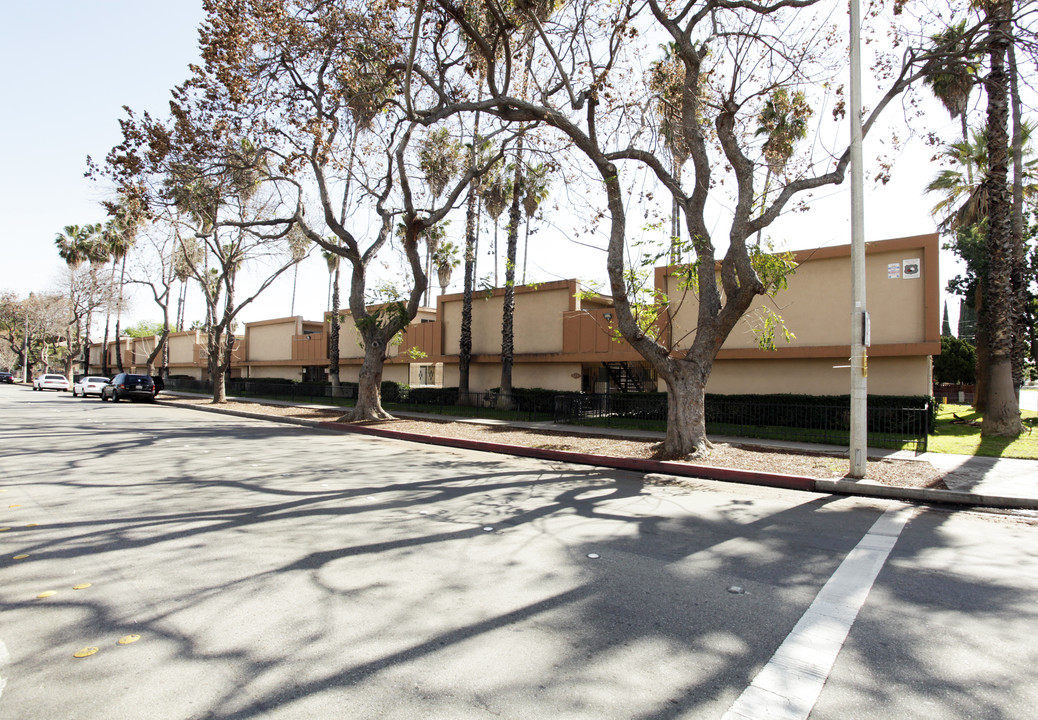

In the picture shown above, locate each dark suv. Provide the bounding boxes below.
[101,373,156,403]
[0,371,14,384]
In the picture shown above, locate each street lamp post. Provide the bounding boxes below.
[849,0,868,478]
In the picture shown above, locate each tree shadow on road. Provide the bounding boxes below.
[3,401,1037,719]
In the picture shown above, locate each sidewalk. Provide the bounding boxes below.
[163,392,1038,511]
[397,410,1038,510]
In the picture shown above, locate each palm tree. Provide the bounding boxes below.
[100,200,144,373]
[54,224,97,268]
[754,88,811,246]
[926,130,994,233]
[173,232,200,332]
[287,225,310,316]
[926,125,1036,414]
[433,241,461,294]
[55,223,102,373]
[419,129,463,305]
[978,0,1022,437]
[924,21,980,177]
[649,42,690,263]
[482,171,509,286]
[927,130,991,410]
[499,147,526,409]
[322,243,344,396]
[458,127,493,406]
[520,162,552,284]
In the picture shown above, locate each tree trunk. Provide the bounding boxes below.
[522,218,530,285]
[342,335,393,421]
[162,302,171,378]
[458,134,480,406]
[980,0,1023,437]
[176,281,187,331]
[974,294,989,412]
[145,306,169,378]
[1008,41,1026,392]
[82,302,93,376]
[209,326,226,403]
[660,363,712,458]
[212,276,237,404]
[499,137,524,411]
[101,314,111,376]
[290,264,299,316]
[329,265,342,396]
[223,327,235,387]
[115,317,124,372]
[115,253,128,372]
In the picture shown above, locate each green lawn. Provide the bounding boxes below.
[928,404,1038,458]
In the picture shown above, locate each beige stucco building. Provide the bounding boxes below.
[658,233,940,396]
[387,234,939,396]
[83,234,939,397]
[84,329,243,380]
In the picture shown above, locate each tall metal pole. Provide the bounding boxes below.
[849,0,868,478]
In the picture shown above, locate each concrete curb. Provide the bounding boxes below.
[816,478,1038,510]
[155,399,329,430]
[317,421,818,491]
[159,399,1038,511]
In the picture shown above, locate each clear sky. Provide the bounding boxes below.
[0,2,965,333]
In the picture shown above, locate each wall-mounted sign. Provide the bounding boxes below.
[903,258,921,279]
[888,262,901,279]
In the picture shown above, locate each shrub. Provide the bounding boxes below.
[407,386,459,405]
[380,380,408,403]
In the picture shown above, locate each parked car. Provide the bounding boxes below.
[73,376,110,398]
[0,371,15,384]
[101,373,156,403]
[33,374,70,392]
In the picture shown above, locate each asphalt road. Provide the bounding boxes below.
[2,386,1037,719]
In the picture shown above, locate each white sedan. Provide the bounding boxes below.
[73,376,110,397]
[33,374,70,392]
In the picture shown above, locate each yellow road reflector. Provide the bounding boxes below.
[12,554,29,560]
[73,583,92,590]
[8,504,20,508]
[37,591,57,599]
[0,528,9,532]
[0,489,7,492]
[117,634,141,645]
[25,523,39,527]
[74,647,99,658]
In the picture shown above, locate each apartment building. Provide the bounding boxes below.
[83,234,939,396]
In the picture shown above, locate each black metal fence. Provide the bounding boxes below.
[166,378,928,452]
[164,379,553,421]
[554,394,930,453]
[386,388,554,422]
[166,378,358,402]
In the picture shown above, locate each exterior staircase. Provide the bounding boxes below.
[602,361,644,393]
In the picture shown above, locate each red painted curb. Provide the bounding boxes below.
[317,421,818,492]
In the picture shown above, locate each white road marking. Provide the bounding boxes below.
[723,505,916,720]
[0,639,9,701]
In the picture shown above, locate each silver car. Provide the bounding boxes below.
[73,376,110,398]
[33,374,70,392]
